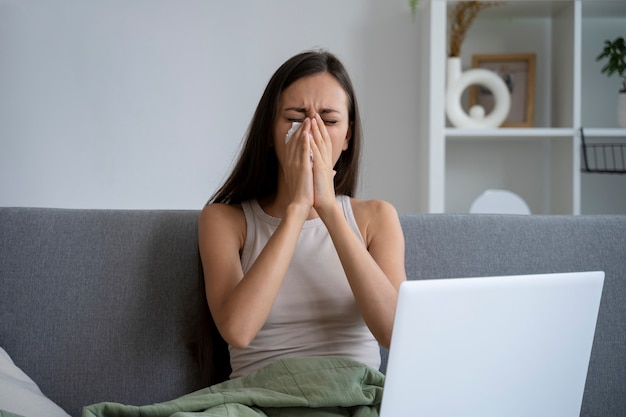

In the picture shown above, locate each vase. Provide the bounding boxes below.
[618,91,626,129]
[445,57,511,129]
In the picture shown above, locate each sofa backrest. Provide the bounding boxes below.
[1,208,625,417]
[0,208,207,416]
[397,213,626,417]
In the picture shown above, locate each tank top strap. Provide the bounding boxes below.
[240,201,256,271]
[338,195,365,246]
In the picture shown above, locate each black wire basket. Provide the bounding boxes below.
[580,128,626,174]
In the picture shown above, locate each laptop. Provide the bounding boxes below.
[380,271,604,417]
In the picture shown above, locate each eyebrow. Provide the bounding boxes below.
[284,107,342,115]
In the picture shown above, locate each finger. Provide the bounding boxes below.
[310,117,325,151]
[309,117,323,163]
[310,114,323,143]
[296,118,312,164]
[285,119,310,166]
[312,114,332,157]
[301,118,312,140]
[313,113,331,142]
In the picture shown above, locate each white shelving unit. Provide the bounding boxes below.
[417,0,626,214]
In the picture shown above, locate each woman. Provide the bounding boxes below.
[198,50,407,380]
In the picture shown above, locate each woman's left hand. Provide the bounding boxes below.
[310,114,337,212]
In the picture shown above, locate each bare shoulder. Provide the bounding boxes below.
[198,203,246,248]
[200,202,243,219]
[349,198,402,244]
[349,197,399,223]
[199,202,244,227]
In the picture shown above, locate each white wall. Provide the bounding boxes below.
[0,0,422,212]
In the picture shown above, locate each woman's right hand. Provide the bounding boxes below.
[283,118,314,209]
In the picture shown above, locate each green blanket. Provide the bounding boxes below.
[0,410,23,417]
[83,356,384,417]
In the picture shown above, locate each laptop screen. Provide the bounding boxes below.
[380,271,604,417]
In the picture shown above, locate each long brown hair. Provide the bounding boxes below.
[195,51,363,386]
[208,50,363,205]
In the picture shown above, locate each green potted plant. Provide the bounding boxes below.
[596,36,626,128]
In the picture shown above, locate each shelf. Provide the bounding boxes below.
[445,128,576,140]
[468,0,626,20]
[419,0,625,214]
[582,1,626,18]
[476,1,573,19]
[579,128,626,138]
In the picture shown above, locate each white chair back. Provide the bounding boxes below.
[469,189,531,215]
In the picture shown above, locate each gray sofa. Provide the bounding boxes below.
[1,207,625,417]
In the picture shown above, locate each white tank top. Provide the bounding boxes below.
[228,195,381,378]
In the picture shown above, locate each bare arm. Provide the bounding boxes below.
[308,114,406,347]
[200,119,316,349]
[317,198,406,348]
[198,202,309,349]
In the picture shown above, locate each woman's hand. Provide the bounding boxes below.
[283,118,314,209]
[310,114,338,213]
[281,114,340,215]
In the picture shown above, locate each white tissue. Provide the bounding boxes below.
[284,121,313,161]
[285,122,302,143]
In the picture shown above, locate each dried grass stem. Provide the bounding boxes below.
[449,1,501,57]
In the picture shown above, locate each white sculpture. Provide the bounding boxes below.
[445,57,511,129]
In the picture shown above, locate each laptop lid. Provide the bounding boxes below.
[380,271,604,417]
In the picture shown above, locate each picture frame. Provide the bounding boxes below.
[469,53,536,128]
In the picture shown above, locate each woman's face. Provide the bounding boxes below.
[275,72,352,165]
